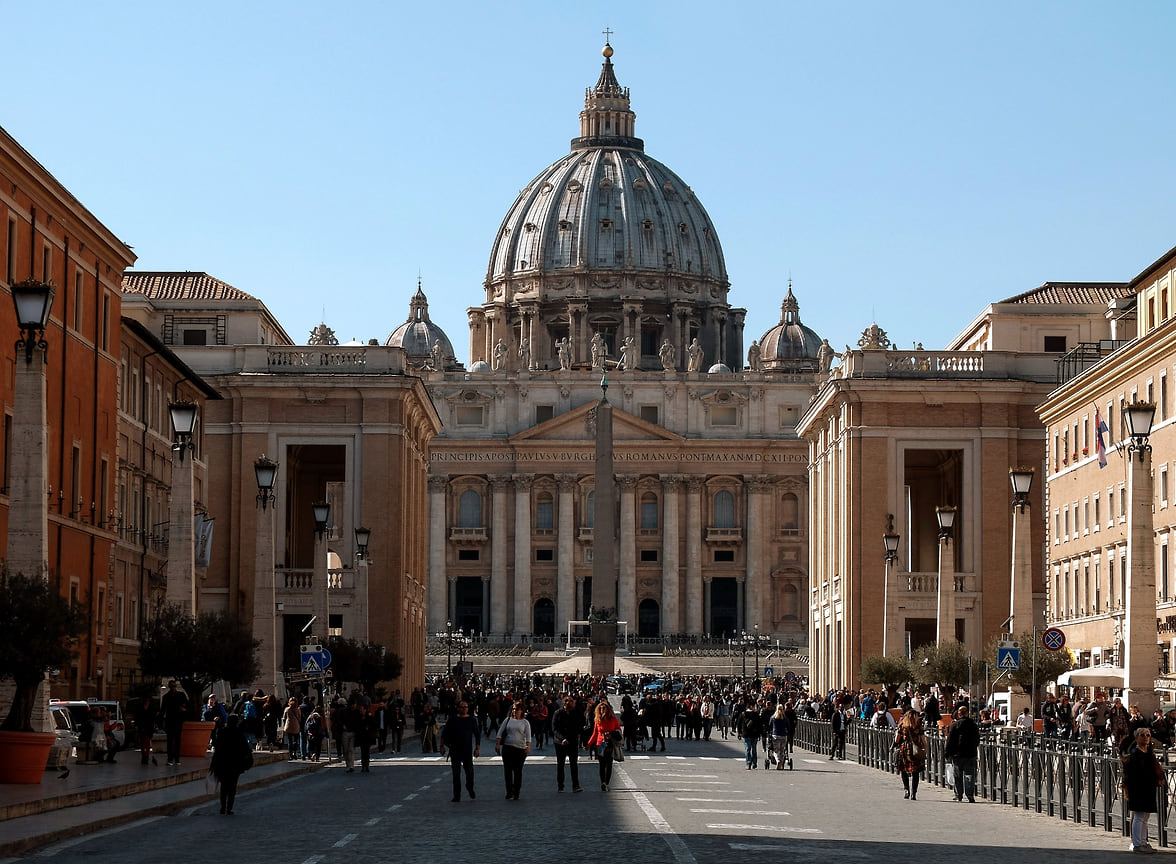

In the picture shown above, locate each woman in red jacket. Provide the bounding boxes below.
[586,701,622,792]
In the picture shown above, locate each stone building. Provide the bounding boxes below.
[1037,243,1176,707]
[798,284,1133,692]
[408,45,823,646]
[0,124,137,701]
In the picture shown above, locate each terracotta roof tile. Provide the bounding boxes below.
[998,282,1132,305]
[121,271,258,302]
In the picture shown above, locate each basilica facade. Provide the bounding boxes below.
[393,45,827,645]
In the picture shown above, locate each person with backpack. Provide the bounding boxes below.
[304,706,325,761]
[737,696,763,769]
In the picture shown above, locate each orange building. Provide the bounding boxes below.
[0,125,137,700]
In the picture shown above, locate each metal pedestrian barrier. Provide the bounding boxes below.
[795,717,1169,848]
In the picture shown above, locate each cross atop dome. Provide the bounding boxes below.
[574,38,642,151]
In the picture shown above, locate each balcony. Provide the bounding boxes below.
[899,571,974,593]
[706,526,742,545]
[277,568,353,591]
[449,526,488,545]
[578,527,593,542]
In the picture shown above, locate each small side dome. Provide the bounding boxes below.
[469,360,492,374]
[386,281,459,370]
[708,363,732,374]
[759,282,822,372]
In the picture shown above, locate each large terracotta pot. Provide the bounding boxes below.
[0,730,56,783]
[178,721,217,758]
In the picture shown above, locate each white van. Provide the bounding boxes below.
[987,691,1012,725]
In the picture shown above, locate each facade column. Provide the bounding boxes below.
[1125,446,1158,714]
[427,476,449,634]
[513,474,534,638]
[557,474,577,635]
[251,483,278,696]
[744,477,772,631]
[166,449,196,613]
[617,474,638,636]
[1009,490,1035,718]
[7,348,48,579]
[447,575,457,627]
[685,478,704,635]
[312,528,329,640]
[661,475,682,635]
[937,535,957,644]
[481,577,490,637]
[489,474,510,638]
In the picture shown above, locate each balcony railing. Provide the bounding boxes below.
[449,526,487,544]
[705,526,742,544]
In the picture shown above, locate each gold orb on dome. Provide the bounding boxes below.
[602,44,613,58]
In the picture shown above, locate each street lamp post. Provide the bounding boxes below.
[253,456,279,697]
[445,619,454,674]
[7,279,54,581]
[1007,467,1036,720]
[312,502,331,640]
[166,400,199,613]
[354,526,371,642]
[883,515,900,657]
[1123,401,1158,715]
[935,505,957,645]
[753,623,762,678]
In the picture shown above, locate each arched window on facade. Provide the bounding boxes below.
[714,490,735,529]
[782,583,799,620]
[640,492,658,530]
[536,492,554,532]
[459,489,482,527]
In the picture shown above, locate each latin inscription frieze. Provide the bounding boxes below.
[430,450,807,464]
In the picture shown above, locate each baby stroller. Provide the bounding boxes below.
[768,730,793,770]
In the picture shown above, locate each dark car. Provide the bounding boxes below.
[605,675,633,695]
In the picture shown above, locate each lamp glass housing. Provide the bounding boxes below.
[935,506,957,532]
[1123,401,1156,442]
[354,526,371,553]
[168,401,198,437]
[254,457,278,492]
[883,532,900,556]
[312,502,331,532]
[11,279,55,329]
[1009,468,1034,497]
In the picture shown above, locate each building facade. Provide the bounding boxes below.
[0,124,137,701]
[1038,244,1176,706]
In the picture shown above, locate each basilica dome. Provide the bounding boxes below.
[758,284,823,372]
[385,283,458,369]
[470,43,742,373]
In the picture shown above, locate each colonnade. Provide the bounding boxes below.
[425,471,774,639]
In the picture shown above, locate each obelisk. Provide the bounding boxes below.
[589,375,618,677]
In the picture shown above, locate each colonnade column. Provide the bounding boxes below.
[557,474,577,635]
[489,475,510,638]
[685,478,704,635]
[744,477,772,630]
[427,476,449,634]
[513,474,534,639]
[661,475,682,635]
[617,474,638,636]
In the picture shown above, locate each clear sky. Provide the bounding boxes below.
[5,2,1175,357]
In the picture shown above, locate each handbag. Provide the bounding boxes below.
[612,741,624,762]
[945,762,955,786]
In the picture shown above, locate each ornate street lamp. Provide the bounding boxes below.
[312,502,331,538]
[254,455,277,509]
[1123,401,1156,461]
[312,502,331,638]
[168,401,198,463]
[935,505,957,540]
[253,455,279,695]
[935,505,957,645]
[883,514,900,657]
[11,278,55,364]
[1009,467,1034,513]
[354,526,371,563]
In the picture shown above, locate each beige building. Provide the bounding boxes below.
[405,45,825,646]
[798,284,1133,693]
[1038,243,1176,704]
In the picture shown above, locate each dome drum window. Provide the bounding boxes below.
[559,220,572,230]
[600,219,613,231]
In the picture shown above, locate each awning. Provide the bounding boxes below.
[1054,664,1126,688]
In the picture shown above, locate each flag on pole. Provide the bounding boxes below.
[1095,409,1108,468]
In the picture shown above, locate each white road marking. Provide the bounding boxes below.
[616,767,698,864]
[653,779,729,784]
[690,808,792,816]
[33,817,167,857]
[300,857,324,864]
[643,773,719,778]
[333,833,358,848]
[665,755,686,760]
[364,817,381,826]
[404,792,418,800]
[707,823,821,834]
[729,843,865,856]
[802,759,826,764]
[699,757,721,761]
[677,797,767,803]
[386,803,402,812]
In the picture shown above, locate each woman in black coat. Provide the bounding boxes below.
[210,715,253,814]
[1121,726,1166,853]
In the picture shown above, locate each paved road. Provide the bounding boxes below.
[16,737,1140,863]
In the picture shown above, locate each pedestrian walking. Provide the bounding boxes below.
[495,701,532,799]
[132,695,158,766]
[895,709,927,800]
[552,695,585,793]
[281,697,302,760]
[210,715,253,815]
[1122,727,1166,853]
[440,700,481,802]
[737,697,763,770]
[943,705,980,802]
[586,700,622,792]
[159,679,188,767]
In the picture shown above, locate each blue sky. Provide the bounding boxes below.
[4,2,1174,357]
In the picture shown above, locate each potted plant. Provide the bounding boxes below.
[139,605,260,757]
[0,572,85,782]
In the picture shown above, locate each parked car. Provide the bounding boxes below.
[50,700,126,747]
[642,678,683,695]
[51,704,80,752]
[605,675,633,694]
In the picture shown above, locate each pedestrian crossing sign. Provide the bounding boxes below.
[997,644,1021,671]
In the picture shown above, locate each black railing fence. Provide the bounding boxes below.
[794,717,1170,848]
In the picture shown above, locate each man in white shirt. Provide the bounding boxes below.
[871,705,897,728]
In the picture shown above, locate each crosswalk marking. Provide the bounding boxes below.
[707,823,821,834]
[690,808,791,816]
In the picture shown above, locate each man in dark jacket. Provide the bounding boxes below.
[943,705,981,803]
[551,695,586,792]
[159,680,188,767]
[829,706,847,760]
[439,700,481,802]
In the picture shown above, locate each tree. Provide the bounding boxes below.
[984,631,1073,704]
[860,654,913,708]
[912,641,971,704]
[139,605,260,718]
[0,573,86,731]
[325,637,403,695]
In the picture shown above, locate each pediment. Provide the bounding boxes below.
[511,402,684,444]
[443,387,494,407]
[697,388,748,407]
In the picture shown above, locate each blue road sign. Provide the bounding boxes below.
[1042,627,1066,651]
[763,667,774,677]
[997,646,1021,671]
[300,645,332,674]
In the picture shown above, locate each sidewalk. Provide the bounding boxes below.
[0,746,321,857]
